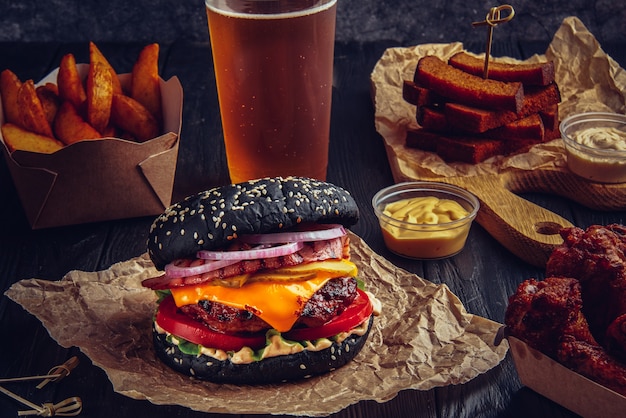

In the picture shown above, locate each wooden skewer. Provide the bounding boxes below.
[0,385,44,415]
[0,384,82,416]
[0,357,82,416]
[18,397,82,416]
[0,374,64,384]
[472,4,516,79]
[36,356,79,389]
[0,357,79,388]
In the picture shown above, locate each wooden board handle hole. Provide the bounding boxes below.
[534,222,563,236]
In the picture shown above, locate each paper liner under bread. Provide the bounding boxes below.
[370,16,626,182]
[5,233,506,416]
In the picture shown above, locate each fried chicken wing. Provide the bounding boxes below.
[505,277,597,358]
[607,314,626,358]
[546,224,626,356]
[505,276,626,397]
[558,336,626,396]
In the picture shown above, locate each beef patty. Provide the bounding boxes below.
[178,276,358,334]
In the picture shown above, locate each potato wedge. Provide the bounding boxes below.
[54,101,102,145]
[17,79,55,138]
[111,93,159,142]
[131,43,162,124]
[57,53,86,109]
[0,69,23,125]
[36,83,61,126]
[86,61,113,133]
[89,41,122,95]
[100,124,118,138]
[1,123,64,154]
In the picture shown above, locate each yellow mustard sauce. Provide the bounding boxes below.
[380,196,471,259]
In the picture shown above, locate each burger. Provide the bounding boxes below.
[143,177,379,384]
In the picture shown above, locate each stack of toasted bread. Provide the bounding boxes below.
[403,52,561,163]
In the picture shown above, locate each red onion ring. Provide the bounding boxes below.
[239,224,346,244]
[197,241,304,261]
[161,225,346,280]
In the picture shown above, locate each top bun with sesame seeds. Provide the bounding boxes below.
[147,176,359,270]
[141,177,378,385]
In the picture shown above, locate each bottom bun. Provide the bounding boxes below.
[153,316,374,384]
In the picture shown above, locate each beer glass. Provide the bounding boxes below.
[205,0,337,183]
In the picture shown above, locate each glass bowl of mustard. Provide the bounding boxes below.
[372,182,479,260]
[560,112,626,183]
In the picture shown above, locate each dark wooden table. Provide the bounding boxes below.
[0,40,624,418]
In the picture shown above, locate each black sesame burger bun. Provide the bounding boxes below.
[148,177,359,270]
[153,316,374,384]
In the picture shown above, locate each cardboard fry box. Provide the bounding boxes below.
[508,336,626,418]
[0,65,183,229]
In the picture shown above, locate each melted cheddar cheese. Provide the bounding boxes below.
[170,260,358,332]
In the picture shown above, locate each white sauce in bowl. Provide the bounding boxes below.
[573,127,626,151]
[560,113,626,184]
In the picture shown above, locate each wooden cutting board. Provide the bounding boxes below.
[370,40,626,267]
[389,165,626,267]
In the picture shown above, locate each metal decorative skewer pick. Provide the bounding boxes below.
[472,4,515,79]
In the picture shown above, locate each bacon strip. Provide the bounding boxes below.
[143,236,349,290]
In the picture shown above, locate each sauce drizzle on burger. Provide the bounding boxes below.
[143,177,379,384]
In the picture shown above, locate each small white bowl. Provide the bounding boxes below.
[372,182,479,259]
[560,112,626,183]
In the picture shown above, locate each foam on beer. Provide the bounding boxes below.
[206,0,336,20]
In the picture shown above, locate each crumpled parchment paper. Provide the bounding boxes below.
[5,233,507,416]
[370,16,626,182]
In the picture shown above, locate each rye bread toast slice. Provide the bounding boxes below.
[414,55,524,113]
[405,128,505,163]
[483,113,545,141]
[538,104,559,132]
[405,127,543,163]
[448,52,555,86]
[416,105,448,132]
[417,106,546,141]
[443,82,561,133]
[442,102,518,133]
[402,80,445,107]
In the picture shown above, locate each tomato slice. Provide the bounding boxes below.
[155,289,373,352]
[283,289,373,341]
[155,295,267,351]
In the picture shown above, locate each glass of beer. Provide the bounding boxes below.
[205,0,337,183]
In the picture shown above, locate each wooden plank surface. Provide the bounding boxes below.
[0,40,624,418]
